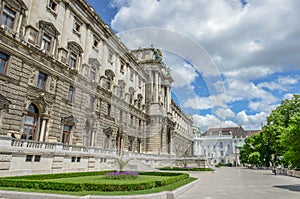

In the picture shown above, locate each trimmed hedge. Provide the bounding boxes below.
[2,171,112,180]
[0,171,189,192]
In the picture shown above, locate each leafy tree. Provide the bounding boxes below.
[262,94,300,169]
[239,94,300,169]
[248,152,260,166]
[240,132,264,166]
[279,112,300,168]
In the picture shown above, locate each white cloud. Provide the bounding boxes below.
[278,76,299,85]
[183,94,226,110]
[111,0,300,72]
[215,108,235,120]
[236,111,267,130]
[169,61,198,88]
[192,114,238,132]
[108,0,300,131]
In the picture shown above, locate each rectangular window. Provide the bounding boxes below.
[106,78,111,90]
[90,68,96,81]
[34,155,41,162]
[68,86,74,102]
[107,104,111,116]
[130,69,134,81]
[1,6,15,29]
[90,96,94,110]
[25,155,33,162]
[120,62,125,73]
[76,157,81,162]
[41,34,52,52]
[48,0,58,12]
[62,125,71,144]
[73,20,81,33]
[37,72,47,89]
[93,39,99,48]
[0,52,9,74]
[120,111,123,123]
[71,157,76,162]
[69,53,77,69]
[108,50,113,62]
[130,115,134,125]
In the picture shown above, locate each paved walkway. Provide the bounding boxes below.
[179,167,300,199]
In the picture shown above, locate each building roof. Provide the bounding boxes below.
[203,126,261,138]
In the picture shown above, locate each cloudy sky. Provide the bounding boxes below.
[87,0,300,132]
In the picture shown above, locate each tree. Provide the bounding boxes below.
[279,112,300,168]
[240,94,300,169]
[115,156,132,172]
[248,152,260,166]
[263,94,300,169]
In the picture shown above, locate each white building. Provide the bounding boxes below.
[193,127,260,166]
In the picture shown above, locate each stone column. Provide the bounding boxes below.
[16,11,23,34]
[61,3,70,47]
[166,86,171,112]
[84,24,91,64]
[39,119,47,141]
[154,72,159,102]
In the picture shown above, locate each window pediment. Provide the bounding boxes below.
[105,69,115,78]
[39,20,60,36]
[89,58,101,68]
[68,41,83,54]
[4,0,28,12]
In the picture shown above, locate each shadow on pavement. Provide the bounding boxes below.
[273,184,300,192]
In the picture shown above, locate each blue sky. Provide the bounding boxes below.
[87,0,300,132]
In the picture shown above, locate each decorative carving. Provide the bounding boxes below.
[28,67,38,86]
[49,76,57,92]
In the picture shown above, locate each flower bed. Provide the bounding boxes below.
[104,171,139,180]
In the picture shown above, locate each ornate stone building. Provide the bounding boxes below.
[0,0,193,173]
[193,127,260,166]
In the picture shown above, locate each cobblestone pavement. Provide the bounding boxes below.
[179,167,300,199]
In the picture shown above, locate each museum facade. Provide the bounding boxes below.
[0,0,193,174]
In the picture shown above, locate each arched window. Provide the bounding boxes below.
[220,142,223,148]
[23,103,39,140]
[83,121,91,147]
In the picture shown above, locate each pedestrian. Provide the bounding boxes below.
[21,133,27,139]
[11,133,16,139]
[28,135,33,140]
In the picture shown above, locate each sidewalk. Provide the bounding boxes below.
[178,167,300,199]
